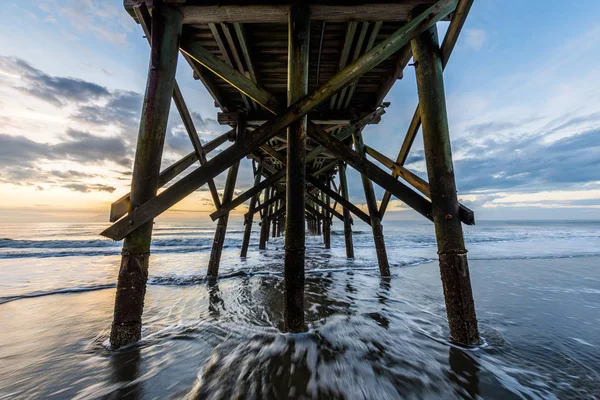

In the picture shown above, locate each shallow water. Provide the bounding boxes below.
[0,220,599,399]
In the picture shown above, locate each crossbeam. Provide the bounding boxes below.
[209,169,285,221]
[125,2,452,24]
[109,129,231,222]
[365,144,474,224]
[307,175,371,226]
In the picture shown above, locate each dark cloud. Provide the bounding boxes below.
[191,111,219,131]
[0,131,131,192]
[451,127,600,192]
[72,90,142,137]
[0,56,110,107]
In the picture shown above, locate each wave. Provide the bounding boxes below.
[0,284,116,305]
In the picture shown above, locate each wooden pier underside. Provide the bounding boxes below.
[105,0,480,349]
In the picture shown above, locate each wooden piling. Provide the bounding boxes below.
[338,162,354,258]
[110,4,182,349]
[259,187,270,250]
[240,164,262,257]
[207,119,244,277]
[352,130,390,276]
[284,5,310,333]
[411,22,479,345]
[323,178,331,249]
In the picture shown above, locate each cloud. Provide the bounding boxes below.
[0,56,109,107]
[0,130,131,191]
[446,126,600,193]
[464,29,487,51]
[63,183,116,193]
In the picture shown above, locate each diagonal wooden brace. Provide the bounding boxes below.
[209,168,285,221]
[307,122,436,222]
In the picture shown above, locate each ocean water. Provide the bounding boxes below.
[0,219,599,399]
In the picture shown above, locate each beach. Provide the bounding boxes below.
[1,220,599,399]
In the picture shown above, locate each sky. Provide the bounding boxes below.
[0,0,599,223]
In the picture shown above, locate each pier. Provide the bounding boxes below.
[102,0,479,349]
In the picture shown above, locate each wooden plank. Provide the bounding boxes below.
[180,37,279,113]
[329,22,356,109]
[343,21,382,109]
[336,22,369,110]
[101,0,456,240]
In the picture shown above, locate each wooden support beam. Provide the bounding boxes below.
[207,121,243,277]
[246,191,285,218]
[306,192,343,222]
[209,169,285,221]
[307,175,371,226]
[365,144,474,224]
[352,130,390,276]
[110,4,182,350]
[412,21,479,345]
[307,122,435,222]
[101,0,456,241]
[259,186,270,250]
[338,162,354,258]
[109,130,231,222]
[379,0,474,217]
[240,163,262,257]
[323,178,332,249]
[284,5,310,334]
[125,2,451,24]
[207,22,250,110]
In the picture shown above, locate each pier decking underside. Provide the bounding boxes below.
[104,0,480,349]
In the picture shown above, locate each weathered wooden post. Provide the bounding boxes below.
[207,120,244,277]
[411,22,479,345]
[323,178,331,249]
[240,164,262,257]
[338,162,354,258]
[284,5,310,333]
[110,4,183,349]
[352,130,390,276]
[276,199,283,237]
[259,187,270,250]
